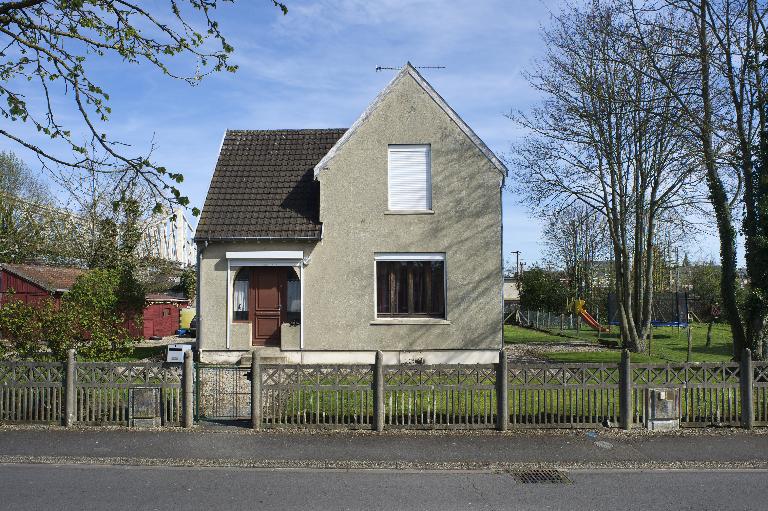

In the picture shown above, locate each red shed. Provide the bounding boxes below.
[0,263,85,308]
[132,293,190,339]
[1,263,190,339]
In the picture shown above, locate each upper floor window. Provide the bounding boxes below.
[388,145,432,211]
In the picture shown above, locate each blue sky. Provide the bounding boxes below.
[5,0,726,266]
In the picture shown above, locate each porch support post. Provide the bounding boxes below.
[65,349,76,427]
[497,350,508,431]
[226,260,231,350]
[251,354,262,429]
[374,351,384,432]
[182,350,194,428]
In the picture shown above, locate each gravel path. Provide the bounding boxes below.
[505,341,611,363]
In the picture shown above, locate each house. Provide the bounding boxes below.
[0,263,189,338]
[194,63,506,364]
[503,276,520,310]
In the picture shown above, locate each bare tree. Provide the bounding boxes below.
[0,0,287,214]
[628,0,768,359]
[541,205,610,300]
[512,1,703,352]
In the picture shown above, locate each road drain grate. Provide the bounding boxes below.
[511,469,572,484]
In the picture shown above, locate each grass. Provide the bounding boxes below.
[504,322,735,364]
[117,345,166,362]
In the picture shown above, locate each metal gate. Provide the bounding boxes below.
[195,364,251,420]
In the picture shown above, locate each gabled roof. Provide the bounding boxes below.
[0,263,86,292]
[313,62,508,178]
[195,129,347,241]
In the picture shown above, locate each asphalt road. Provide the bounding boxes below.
[0,463,766,510]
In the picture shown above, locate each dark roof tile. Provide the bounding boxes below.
[195,129,346,240]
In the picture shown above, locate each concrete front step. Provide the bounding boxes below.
[239,349,293,366]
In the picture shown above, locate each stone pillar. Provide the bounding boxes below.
[251,354,262,429]
[497,350,508,431]
[619,349,632,430]
[741,349,754,430]
[65,349,76,427]
[374,351,384,432]
[182,349,194,428]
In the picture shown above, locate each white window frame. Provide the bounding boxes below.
[373,252,447,320]
[387,144,432,212]
[225,251,305,349]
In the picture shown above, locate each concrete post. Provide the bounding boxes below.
[182,349,194,428]
[374,351,384,432]
[619,349,632,430]
[497,350,509,431]
[741,349,754,430]
[251,354,262,429]
[65,349,76,427]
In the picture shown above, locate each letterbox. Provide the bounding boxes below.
[647,388,680,431]
[166,343,192,363]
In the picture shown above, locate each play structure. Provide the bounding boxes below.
[606,292,689,328]
[572,299,610,333]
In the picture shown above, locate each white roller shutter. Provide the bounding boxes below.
[388,145,431,210]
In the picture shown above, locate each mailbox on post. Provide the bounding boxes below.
[166,343,192,363]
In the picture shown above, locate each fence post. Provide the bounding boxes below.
[497,350,509,431]
[182,350,194,428]
[65,349,76,427]
[251,354,262,429]
[741,349,754,430]
[560,314,564,332]
[619,349,632,430]
[374,351,384,432]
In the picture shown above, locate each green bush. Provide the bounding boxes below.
[519,267,570,313]
[0,268,143,361]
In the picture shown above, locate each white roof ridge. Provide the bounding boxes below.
[313,62,507,178]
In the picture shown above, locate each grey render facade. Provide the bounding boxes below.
[195,64,506,364]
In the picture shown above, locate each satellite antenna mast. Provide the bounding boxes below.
[375,65,446,72]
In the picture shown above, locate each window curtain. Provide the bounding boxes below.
[234,275,248,312]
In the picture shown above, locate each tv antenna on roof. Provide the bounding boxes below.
[375,65,446,72]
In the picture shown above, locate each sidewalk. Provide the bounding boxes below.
[1,426,767,470]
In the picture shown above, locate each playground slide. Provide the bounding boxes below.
[579,309,609,333]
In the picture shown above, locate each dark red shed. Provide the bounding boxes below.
[132,293,190,339]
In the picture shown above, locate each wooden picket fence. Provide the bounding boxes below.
[3,351,768,431]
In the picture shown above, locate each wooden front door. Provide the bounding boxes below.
[251,267,285,346]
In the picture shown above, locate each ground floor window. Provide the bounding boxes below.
[233,268,249,321]
[286,267,301,324]
[376,256,445,318]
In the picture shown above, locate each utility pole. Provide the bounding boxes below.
[510,250,521,277]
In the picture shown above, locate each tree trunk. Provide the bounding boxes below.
[697,0,747,359]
